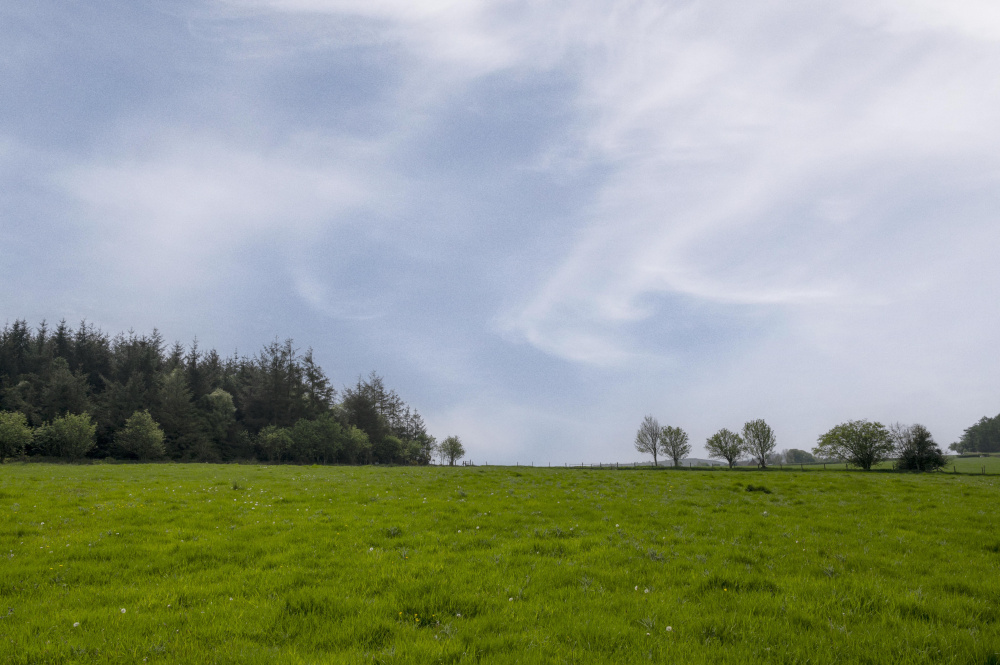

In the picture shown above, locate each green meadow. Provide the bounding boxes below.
[1,464,998,664]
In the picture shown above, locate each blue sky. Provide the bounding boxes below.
[3,1,1000,462]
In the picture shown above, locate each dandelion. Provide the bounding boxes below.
[666,626,672,632]
[644,588,649,593]
[509,597,513,601]
[73,622,80,628]
[121,608,126,613]
[456,613,461,617]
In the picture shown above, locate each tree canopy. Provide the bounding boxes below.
[634,415,661,466]
[743,419,777,468]
[660,425,691,467]
[705,428,744,468]
[814,420,893,470]
[952,413,1000,453]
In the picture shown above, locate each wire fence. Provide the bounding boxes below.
[453,458,999,475]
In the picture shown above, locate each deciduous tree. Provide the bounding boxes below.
[114,410,165,460]
[33,412,96,459]
[660,425,691,467]
[891,423,945,471]
[706,428,744,468]
[634,415,661,466]
[783,448,816,464]
[814,420,892,470]
[438,435,465,466]
[0,410,32,459]
[743,419,777,468]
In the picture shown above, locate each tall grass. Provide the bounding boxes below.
[1,464,998,663]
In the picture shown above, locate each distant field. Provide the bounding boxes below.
[944,455,1000,475]
[2,464,999,664]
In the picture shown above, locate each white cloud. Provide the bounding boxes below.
[216,0,1000,388]
[497,1,1000,365]
[56,132,384,282]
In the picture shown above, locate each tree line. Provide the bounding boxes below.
[635,416,949,471]
[949,413,1000,454]
[0,319,465,465]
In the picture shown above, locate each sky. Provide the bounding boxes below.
[2,0,1000,463]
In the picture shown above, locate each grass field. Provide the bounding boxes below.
[945,455,1000,475]
[2,464,999,664]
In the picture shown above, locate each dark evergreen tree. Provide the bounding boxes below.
[0,319,437,465]
[954,414,1000,453]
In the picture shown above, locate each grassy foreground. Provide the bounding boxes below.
[1,464,998,664]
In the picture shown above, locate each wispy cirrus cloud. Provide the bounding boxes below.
[4,0,1000,462]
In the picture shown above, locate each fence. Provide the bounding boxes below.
[455,459,998,475]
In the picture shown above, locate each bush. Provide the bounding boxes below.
[34,412,96,459]
[0,411,32,459]
[256,425,293,462]
[288,414,344,464]
[341,426,372,464]
[114,410,165,460]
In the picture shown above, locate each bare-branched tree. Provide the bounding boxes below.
[634,415,661,466]
[743,419,777,468]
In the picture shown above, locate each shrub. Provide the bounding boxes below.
[34,412,97,459]
[0,411,32,459]
[256,425,293,462]
[288,414,344,464]
[114,410,165,460]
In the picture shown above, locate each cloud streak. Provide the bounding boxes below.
[3,0,1000,460]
